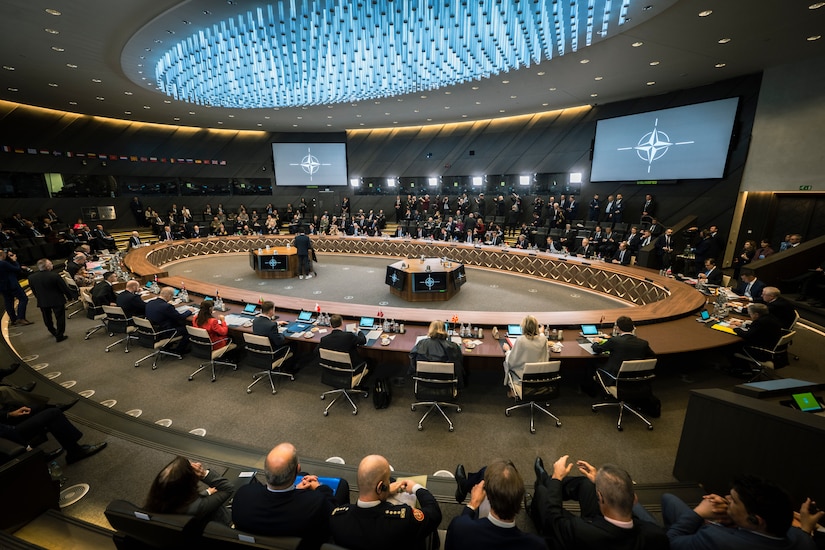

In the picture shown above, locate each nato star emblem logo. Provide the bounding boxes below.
[290,147,331,181]
[617,118,695,173]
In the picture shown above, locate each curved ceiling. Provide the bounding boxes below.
[0,0,823,132]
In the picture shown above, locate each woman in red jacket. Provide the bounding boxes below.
[192,300,228,350]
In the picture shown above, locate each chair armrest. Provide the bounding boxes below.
[596,368,618,384]
[213,337,233,346]
[155,327,180,338]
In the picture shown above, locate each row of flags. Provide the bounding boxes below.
[1,145,227,165]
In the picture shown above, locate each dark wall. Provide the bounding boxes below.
[0,75,761,234]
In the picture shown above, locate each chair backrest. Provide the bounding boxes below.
[319,348,362,389]
[775,330,796,350]
[201,521,302,549]
[414,361,458,401]
[186,325,215,359]
[80,287,104,318]
[618,358,657,376]
[319,348,354,369]
[102,305,132,333]
[104,499,201,549]
[518,361,561,399]
[721,274,732,288]
[789,310,800,330]
[243,333,290,370]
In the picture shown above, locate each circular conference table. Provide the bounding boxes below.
[386,257,464,302]
[124,235,742,366]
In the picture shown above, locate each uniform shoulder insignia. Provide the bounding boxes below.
[331,505,351,515]
[413,508,425,522]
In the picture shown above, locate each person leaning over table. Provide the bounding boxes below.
[501,315,548,395]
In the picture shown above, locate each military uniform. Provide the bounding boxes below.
[329,485,441,550]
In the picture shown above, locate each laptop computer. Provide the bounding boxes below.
[580,324,603,337]
[359,316,376,330]
[297,310,314,322]
[241,303,260,317]
[507,324,522,337]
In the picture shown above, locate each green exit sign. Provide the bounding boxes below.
[799,185,813,190]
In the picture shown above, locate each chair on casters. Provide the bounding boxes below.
[186,325,237,382]
[734,330,796,382]
[61,271,83,318]
[412,361,461,432]
[80,288,106,339]
[789,311,801,360]
[132,317,183,369]
[242,333,294,394]
[592,358,657,431]
[505,361,562,434]
[101,305,137,353]
[319,348,368,416]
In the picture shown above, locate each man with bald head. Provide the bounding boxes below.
[116,280,146,319]
[232,442,345,549]
[330,454,441,550]
[145,286,192,353]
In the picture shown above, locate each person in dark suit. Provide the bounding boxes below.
[655,228,675,270]
[158,225,175,241]
[252,300,286,349]
[91,224,116,251]
[145,286,192,352]
[640,193,656,223]
[188,224,204,239]
[0,249,32,326]
[232,442,345,549]
[294,230,313,279]
[318,314,366,367]
[116,280,146,318]
[27,258,74,342]
[662,474,815,550]
[735,270,765,302]
[446,459,545,550]
[65,252,86,279]
[697,258,723,286]
[575,237,596,259]
[91,271,117,307]
[127,231,143,249]
[330,454,441,550]
[532,453,668,550]
[591,316,654,375]
[609,242,631,265]
[588,194,601,222]
[731,303,783,361]
[761,287,797,330]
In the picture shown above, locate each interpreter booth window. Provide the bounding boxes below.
[0,171,49,198]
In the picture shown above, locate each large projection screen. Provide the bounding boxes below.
[272,142,348,187]
[590,97,739,182]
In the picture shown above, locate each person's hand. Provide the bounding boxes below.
[728,319,743,327]
[694,494,727,520]
[798,498,825,534]
[576,460,597,482]
[469,480,486,508]
[218,314,226,322]
[190,461,207,479]
[502,343,511,352]
[8,406,31,418]
[296,475,320,490]
[552,455,573,481]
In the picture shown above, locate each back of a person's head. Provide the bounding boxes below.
[144,456,199,513]
[261,300,275,314]
[732,475,793,537]
[264,444,299,489]
[428,320,447,339]
[594,464,635,515]
[484,460,524,521]
[521,315,539,337]
[329,314,343,328]
[615,316,634,333]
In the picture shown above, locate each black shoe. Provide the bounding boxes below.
[44,447,64,460]
[56,398,79,412]
[65,442,107,465]
[535,457,548,483]
[18,381,36,392]
[454,464,468,503]
[56,335,68,343]
[0,363,20,380]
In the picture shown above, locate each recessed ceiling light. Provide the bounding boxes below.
[66,63,77,68]
[475,101,481,105]
[444,106,450,109]
[95,96,105,100]
[143,105,151,109]
[579,59,590,64]
[549,87,557,91]
[715,63,726,68]
[217,121,223,124]
[632,41,644,47]
[51,46,64,52]
[2,65,14,71]
[537,71,545,76]
[203,10,211,15]
[646,81,656,86]
[154,39,163,44]
[163,100,171,104]
[397,98,403,102]
[499,109,505,113]
[48,83,58,87]
[374,100,381,104]
[807,35,822,41]
[471,86,479,90]
[124,111,132,115]
[45,28,59,34]
[643,5,653,10]
[228,114,235,118]
[384,112,390,115]
[257,123,263,127]
[426,118,432,121]
[45,8,61,16]
[420,95,427,99]
[188,111,195,115]
[590,93,598,97]
[326,124,332,127]
[413,109,420,113]
[461,114,468,118]
[698,10,713,17]
[264,116,270,119]
[91,78,102,83]
[718,38,731,44]
[173,117,180,121]
[444,91,451,95]
[510,95,517,99]
[296,116,302,119]
[327,115,333,118]
[502,80,510,83]
[167,30,175,35]
[649,61,660,66]
[542,103,549,106]
[68,101,77,105]
[594,76,603,81]
[358,123,364,126]
[7,87,18,92]
[182,20,191,25]
[356,114,362,118]
[809,2,825,8]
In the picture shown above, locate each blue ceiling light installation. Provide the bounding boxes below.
[154,0,632,109]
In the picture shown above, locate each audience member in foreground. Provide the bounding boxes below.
[445,459,545,549]
[329,454,441,550]
[144,456,233,525]
[232,442,346,549]
[662,474,817,549]
[532,453,669,549]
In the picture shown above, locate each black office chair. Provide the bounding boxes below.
[81,287,107,340]
[132,317,183,369]
[102,305,137,353]
[592,358,657,431]
[201,521,302,549]
[104,499,202,550]
[734,330,796,382]
[412,361,461,432]
[242,333,294,394]
[186,325,237,382]
[319,348,369,416]
[505,361,562,433]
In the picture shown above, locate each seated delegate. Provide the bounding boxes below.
[408,320,465,388]
[502,315,548,391]
[144,456,233,526]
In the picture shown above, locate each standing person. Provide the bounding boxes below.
[502,315,548,390]
[588,194,601,222]
[27,258,73,342]
[0,249,32,326]
[641,193,656,223]
[329,454,441,550]
[129,197,144,226]
[294,230,313,280]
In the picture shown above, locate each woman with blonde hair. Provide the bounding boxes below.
[502,315,547,390]
[409,320,465,387]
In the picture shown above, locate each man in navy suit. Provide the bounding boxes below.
[697,258,723,286]
[145,286,192,352]
[318,314,366,367]
[735,270,765,302]
[116,280,146,319]
[252,300,286,349]
[591,316,654,376]
[233,442,346,550]
[446,459,545,550]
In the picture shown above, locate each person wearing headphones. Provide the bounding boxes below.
[330,454,441,550]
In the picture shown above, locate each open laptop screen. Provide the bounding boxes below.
[359,317,375,329]
[507,324,522,336]
[580,324,599,336]
[243,303,258,314]
[297,310,313,322]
